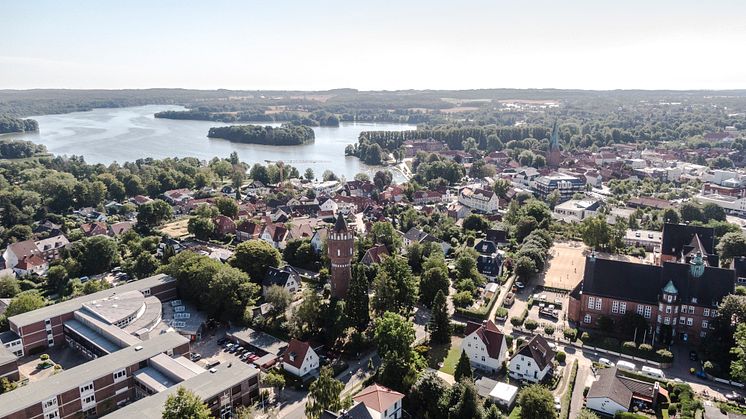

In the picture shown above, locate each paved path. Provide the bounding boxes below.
[569,364,591,418]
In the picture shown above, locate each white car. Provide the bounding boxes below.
[598,357,615,367]
[554,396,562,411]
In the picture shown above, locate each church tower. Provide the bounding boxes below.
[548,119,562,167]
[327,213,354,298]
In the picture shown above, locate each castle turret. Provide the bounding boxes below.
[328,213,354,298]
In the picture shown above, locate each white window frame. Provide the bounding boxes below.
[113,368,127,383]
[702,320,709,329]
[637,305,644,316]
[679,317,685,325]
[644,306,652,319]
[703,308,710,317]
[687,318,693,326]
[612,300,619,314]
[620,302,626,314]
[584,314,592,324]
[595,298,602,311]
[588,297,595,310]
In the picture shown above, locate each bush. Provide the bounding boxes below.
[668,403,678,415]
[527,296,534,308]
[452,291,475,308]
[638,343,652,352]
[657,349,674,363]
[40,354,49,361]
[506,335,514,348]
[622,341,637,350]
[581,332,591,341]
[602,337,619,348]
[556,351,566,363]
[525,319,538,331]
[451,321,466,336]
[563,328,578,341]
[495,307,508,318]
[704,360,715,374]
[544,325,555,335]
[516,338,525,348]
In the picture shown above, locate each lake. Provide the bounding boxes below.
[6,105,416,180]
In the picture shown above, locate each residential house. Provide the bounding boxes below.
[14,254,48,276]
[458,187,499,213]
[586,367,663,416]
[288,224,314,242]
[244,180,269,196]
[109,221,135,236]
[33,220,63,237]
[508,335,556,383]
[310,229,328,254]
[361,244,389,266]
[350,384,404,419]
[533,173,586,202]
[623,229,662,252]
[263,266,301,296]
[402,227,452,254]
[81,222,109,237]
[130,195,153,206]
[281,339,319,378]
[261,224,288,249]
[162,188,193,205]
[485,229,508,246]
[213,215,237,237]
[477,253,502,278]
[236,221,263,242]
[413,190,447,205]
[461,320,508,373]
[2,235,69,272]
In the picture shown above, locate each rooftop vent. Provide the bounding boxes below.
[209,368,217,373]
[134,345,143,351]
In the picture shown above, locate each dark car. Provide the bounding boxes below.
[217,337,228,346]
[689,351,698,361]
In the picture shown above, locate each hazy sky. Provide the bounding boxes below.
[2,0,745,90]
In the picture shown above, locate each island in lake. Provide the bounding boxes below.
[207,123,315,145]
[0,116,39,134]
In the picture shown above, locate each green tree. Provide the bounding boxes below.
[486,404,503,419]
[211,160,232,181]
[580,215,610,250]
[731,322,746,382]
[463,214,490,232]
[429,290,451,344]
[370,221,402,254]
[0,275,21,298]
[265,284,292,316]
[420,265,450,308]
[374,311,415,358]
[230,240,282,281]
[162,386,211,419]
[514,255,537,279]
[577,409,600,419]
[454,350,473,382]
[132,251,159,278]
[372,257,418,316]
[662,208,680,224]
[449,381,485,419]
[289,290,323,339]
[137,199,173,228]
[305,366,347,419]
[680,202,704,223]
[517,384,556,419]
[262,369,286,401]
[214,196,238,218]
[304,168,315,181]
[346,264,370,331]
[408,371,449,419]
[76,235,120,275]
[703,202,726,222]
[717,231,746,261]
[187,217,215,240]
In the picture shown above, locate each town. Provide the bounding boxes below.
[1,111,746,419]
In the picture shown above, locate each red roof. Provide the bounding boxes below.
[16,254,46,270]
[353,384,404,413]
[282,338,310,369]
[465,320,505,359]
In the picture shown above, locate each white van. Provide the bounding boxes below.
[641,366,666,379]
[616,360,637,371]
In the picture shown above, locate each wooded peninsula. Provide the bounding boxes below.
[206,124,315,145]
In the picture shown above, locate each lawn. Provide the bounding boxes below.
[438,344,462,375]
[508,406,522,419]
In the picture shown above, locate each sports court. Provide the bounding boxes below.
[536,241,588,290]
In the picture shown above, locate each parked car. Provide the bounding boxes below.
[205,360,221,369]
[598,358,615,367]
[726,392,745,404]
[689,351,698,361]
[515,281,525,289]
[223,343,234,352]
[554,396,561,412]
[217,337,228,346]
[190,353,202,362]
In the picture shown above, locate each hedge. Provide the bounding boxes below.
[559,360,578,419]
[455,288,499,320]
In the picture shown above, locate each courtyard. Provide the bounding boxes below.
[536,242,587,291]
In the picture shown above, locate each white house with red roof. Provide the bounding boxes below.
[282,338,319,377]
[461,320,508,373]
[350,383,404,419]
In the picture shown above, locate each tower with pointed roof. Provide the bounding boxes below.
[328,213,354,298]
[548,119,561,167]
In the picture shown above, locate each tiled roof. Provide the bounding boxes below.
[282,338,311,369]
[513,334,555,371]
[353,384,404,414]
[465,320,505,359]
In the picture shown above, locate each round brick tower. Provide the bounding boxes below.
[328,213,354,298]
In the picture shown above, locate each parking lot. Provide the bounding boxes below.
[526,290,569,329]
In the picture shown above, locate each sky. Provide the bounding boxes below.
[2,0,746,91]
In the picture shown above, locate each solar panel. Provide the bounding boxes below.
[174,312,191,319]
[172,321,186,328]
[174,306,185,313]
[171,300,182,306]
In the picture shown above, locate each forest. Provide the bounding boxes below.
[0,116,38,134]
[0,139,46,159]
[156,109,340,127]
[207,124,315,145]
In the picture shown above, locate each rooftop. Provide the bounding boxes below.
[82,290,145,325]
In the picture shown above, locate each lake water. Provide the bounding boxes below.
[6,105,415,180]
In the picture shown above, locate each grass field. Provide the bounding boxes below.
[159,218,190,238]
[438,344,462,375]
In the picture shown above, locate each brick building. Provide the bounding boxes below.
[327,214,354,298]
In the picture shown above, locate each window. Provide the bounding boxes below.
[82,395,95,405]
[612,301,619,314]
[113,369,126,382]
[43,398,57,410]
[679,317,686,325]
[687,318,693,326]
[688,306,695,314]
[637,305,645,316]
[700,331,707,337]
[620,302,626,314]
[664,317,670,325]
[44,412,59,419]
[665,306,671,314]
[595,298,602,311]
[691,298,698,304]
[657,315,662,323]
[666,295,673,303]
[712,310,718,318]
[584,314,591,324]
[703,308,710,317]
[682,304,688,312]
[702,320,709,329]
[588,297,595,310]
[644,306,652,319]
[80,382,94,394]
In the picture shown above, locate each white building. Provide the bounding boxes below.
[458,187,499,213]
[508,335,556,383]
[281,339,319,377]
[350,384,404,419]
[586,367,661,416]
[552,199,602,222]
[695,193,746,213]
[461,320,508,373]
[475,377,519,408]
[319,198,339,214]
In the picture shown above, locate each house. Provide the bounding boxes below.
[2,235,69,271]
[244,180,269,195]
[587,367,663,416]
[282,338,319,378]
[658,223,718,266]
[80,221,109,237]
[236,221,263,242]
[310,229,328,254]
[413,190,447,205]
[288,223,314,241]
[623,229,662,251]
[162,188,193,204]
[461,320,508,373]
[533,173,585,202]
[213,215,237,237]
[475,240,498,255]
[402,227,452,254]
[627,196,674,210]
[351,384,404,419]
[508,335,556,383]
[552,199,602,222]
[477,253,502,278]
[261,224,288,249]
[458,187,499,213]
[319,198,339,214]
[14,254,48,276]
[263,266,302,295]
[130,195,153,206]
[109,221,135,236]
[361,244,389,266]
[33,220,63,237]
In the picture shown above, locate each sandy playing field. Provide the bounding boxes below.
[158,218,190,239]
[536,241,588,290]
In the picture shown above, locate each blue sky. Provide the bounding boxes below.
[2,0,745,90]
